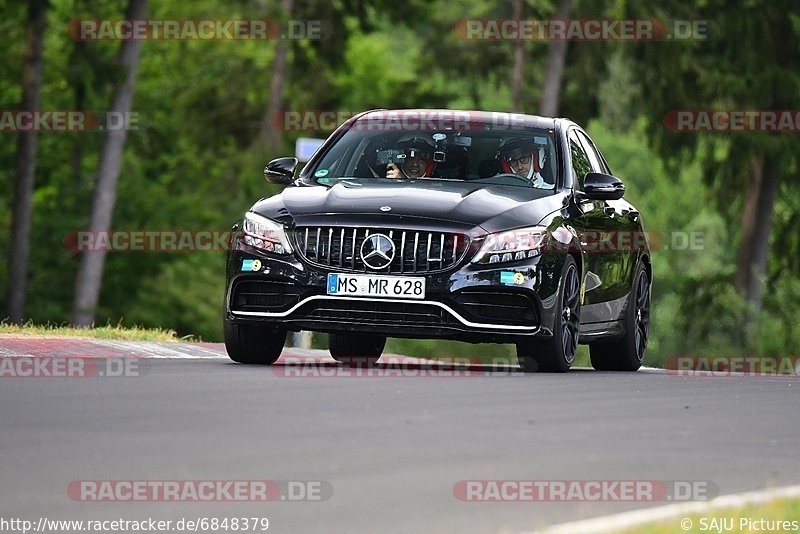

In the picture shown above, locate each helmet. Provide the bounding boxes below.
[497,138,543,176]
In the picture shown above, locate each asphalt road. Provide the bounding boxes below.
[1,340,799,533]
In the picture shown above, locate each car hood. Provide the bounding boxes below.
[251,180,567,233]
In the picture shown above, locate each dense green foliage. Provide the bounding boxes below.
[1,0,798,366]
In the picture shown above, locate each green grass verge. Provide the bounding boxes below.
[617,496,800,534]
[0,320,187,342]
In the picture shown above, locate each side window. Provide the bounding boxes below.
[568,130,592,190]
[577,131,609,174]
[591,138,612,175]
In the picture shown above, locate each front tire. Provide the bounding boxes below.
[516,257,581,373]
[329,333,385,367]
[224,320,286,364]
[589,262,650,371]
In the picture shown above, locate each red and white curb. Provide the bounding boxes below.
[529,484,800,534]
[0,337,228,359]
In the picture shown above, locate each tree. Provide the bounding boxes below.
[626,0,800,344]
[539,0,571,116]
[259,0,294,153]
[5,0,48,324]
[510,0,525,112]
[71,0,147,327]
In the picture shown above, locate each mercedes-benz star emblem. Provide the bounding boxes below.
[360,234,395,270]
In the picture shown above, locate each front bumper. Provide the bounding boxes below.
[224,247,566,344]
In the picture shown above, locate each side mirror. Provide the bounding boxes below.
[264,157,298,185]
[583,172,625,200]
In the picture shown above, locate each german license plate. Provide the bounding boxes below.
[326,273,426,299]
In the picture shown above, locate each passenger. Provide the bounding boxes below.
[386,136,435,179]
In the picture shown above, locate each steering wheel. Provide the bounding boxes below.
[490,173,536,186]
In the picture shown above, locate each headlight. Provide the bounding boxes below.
[471,226,548,264]
[241,212,293,254]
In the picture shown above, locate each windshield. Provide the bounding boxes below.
[307,121,559,191]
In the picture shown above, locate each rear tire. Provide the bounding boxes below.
[329,333,385,367]
[590,262,650,371]
[224,320,286,364]
[516,257,581,373]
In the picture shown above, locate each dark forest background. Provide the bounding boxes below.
[2,0,799,365]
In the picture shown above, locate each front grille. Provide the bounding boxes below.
[231,280,309,313]
[291,226,470,274]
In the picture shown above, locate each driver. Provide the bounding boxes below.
[497,138,550,189]
[386,135,435,179]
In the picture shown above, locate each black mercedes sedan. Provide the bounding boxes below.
[223,110,651,372]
